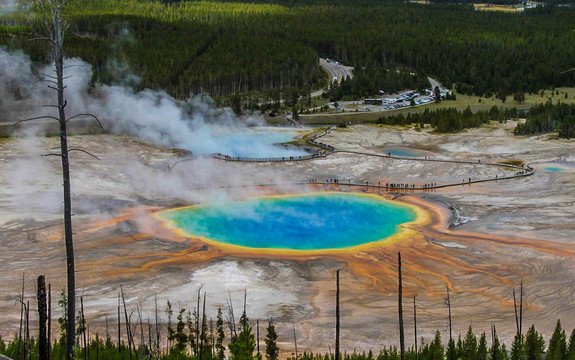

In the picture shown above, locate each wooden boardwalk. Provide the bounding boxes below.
[173,126,535,191]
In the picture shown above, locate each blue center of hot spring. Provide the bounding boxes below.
[159,193,417,250]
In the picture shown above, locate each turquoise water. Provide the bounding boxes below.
[213,129,309,158]
[382,148,425,157]
[160,193,417,250]
[545,167,564,172]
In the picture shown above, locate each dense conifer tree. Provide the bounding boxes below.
[511,333,526,360]
[216,308,226,360]
[567,329,575,360]
[526,325,545,360]
[264,319,279,360]
[429,331,445,360]
[462,326,478,360]
[477,332,488,360]
[170,309,188,354]
[547,320,567,360]
[228,310,257,360]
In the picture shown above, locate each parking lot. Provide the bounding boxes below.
[329,90,439,114]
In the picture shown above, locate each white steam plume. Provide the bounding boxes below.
[98,86,307,158]
[0,0,26,14]
[0,47,306,220]
[0,47,307,158]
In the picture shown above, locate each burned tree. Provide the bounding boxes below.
[293,322,298,359]
[335,269,340,360]
[398,252,405,360]
[27,1,77,356]
[445,285,452,341]
[413,296,418,360]
[20,2,102,359]
[37,275,49,360]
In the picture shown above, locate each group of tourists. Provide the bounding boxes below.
[383,182,437,189]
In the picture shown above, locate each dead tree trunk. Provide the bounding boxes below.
[335,269,340,360]
[196,287,202,356]
[121,287,133,360]
[155,294,160,360]
[199,292,207,360]
[33,2,77,359]
[57,35,76,360]
[227,290,237,341]
[446,285,452,342]
[513,289,519,334]
[17,274,24,360]
[118,292,122,353]
[519,280,523,336]
[37,275,49,360]
[413,296,417,360]
[81,297,87,360]
[491,324,497,360]
[138,304,144,360]
[48,283,52,360]
[147,320,152,356]
[293,323,298,359]
[26,301,30,360]
[398,252,405,360]
[256,320,260,356]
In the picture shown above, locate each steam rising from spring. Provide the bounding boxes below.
[0,47,305,217]
[0,47,306,158]
[0,0,25,14]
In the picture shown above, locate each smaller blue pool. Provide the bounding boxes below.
[544,167,564,172]
[382,147,426,158]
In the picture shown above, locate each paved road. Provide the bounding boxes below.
[310,89,326,98]
[320,58,354,83]
[310,58,354,98]
[428,77,445,92]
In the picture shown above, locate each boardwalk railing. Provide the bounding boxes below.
[301,167,534,191]
[174,126,536,191]
[304,150,534,190]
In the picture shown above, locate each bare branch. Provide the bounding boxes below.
[42,153,63,158]
[40,72,58,80]
[36,79,58,85]
[63,64,87,69]
[66,113,103,128]
[29,36,52,42]
[561,68,575,74]
[67,148,100,161]
[12,116,61,126]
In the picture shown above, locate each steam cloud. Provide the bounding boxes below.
[0,0,24,14]
[0,47,307,158]
[0,47,305,219]
[101,86,307,158]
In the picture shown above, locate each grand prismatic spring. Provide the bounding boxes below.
[157,193,418,251]
[2,122,575,351]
